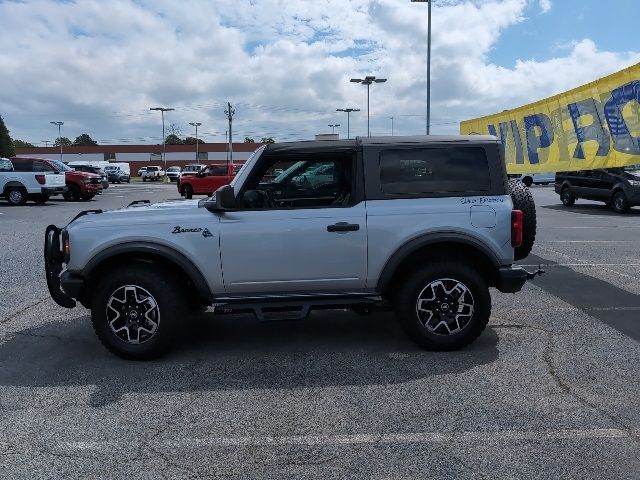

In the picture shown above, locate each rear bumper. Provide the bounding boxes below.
[44,225,76,308]
[496,266,529,293]
[42,186,67,195]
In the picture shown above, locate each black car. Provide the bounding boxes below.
[555,166,640,213]
[71,165,109,189]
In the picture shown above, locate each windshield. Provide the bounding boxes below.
[230,145,267,188]
[49,159,71,172]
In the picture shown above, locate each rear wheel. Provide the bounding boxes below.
[142,177,147,182]
[395,262,491,351]
[522,176,533,187]
[81,193,95,201]
[183,184,193,199]
[509,180,536,261]
[31,193,50,204]
[6,187,27,206]
[91,265,186,360]
[612,191,630,213]
[560,186,575,207]
[63,184,81,201]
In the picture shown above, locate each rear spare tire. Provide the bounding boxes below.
[509,179,536,261]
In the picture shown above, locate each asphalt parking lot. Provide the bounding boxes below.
[1,184,639,479]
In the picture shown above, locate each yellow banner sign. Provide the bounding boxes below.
[460,63,640,173]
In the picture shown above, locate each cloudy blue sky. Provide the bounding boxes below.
[0,0,638,145]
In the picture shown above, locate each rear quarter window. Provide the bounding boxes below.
[379,147,491,194]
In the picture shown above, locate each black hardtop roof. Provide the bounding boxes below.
[265,135,498,154]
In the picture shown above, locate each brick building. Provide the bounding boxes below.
[14,142,261,173]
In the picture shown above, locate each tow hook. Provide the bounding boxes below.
[525,264,545,280]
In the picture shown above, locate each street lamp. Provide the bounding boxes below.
[328,124,340,134]
[350,76,387,136]
[411,0,432,134]
[189,122,202,165]
[42,140,50,148]
[389,116,395,136]
[50,122,64,161]
[150,107,175,180]
[336,108,360,139]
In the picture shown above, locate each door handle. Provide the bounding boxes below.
[327,222,360,232]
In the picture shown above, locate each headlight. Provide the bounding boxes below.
[629,180,640,186]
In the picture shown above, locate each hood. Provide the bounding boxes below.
[67,199,207,228]
[67,170,101,179]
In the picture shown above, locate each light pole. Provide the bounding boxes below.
[42,140,50,148]
[189,122,202,165]
[350,76,387,136]
[411,0,431,134]
[328,124,340,134]
[150,107,174,180]
[50,122,64,161]
[336,108,360,139]
[389,116,395,136]
[224,103,235,167]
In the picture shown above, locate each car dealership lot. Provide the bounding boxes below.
[0,185,639,478]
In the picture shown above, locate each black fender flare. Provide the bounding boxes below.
[376,232,500,293]
[81,242,212,302]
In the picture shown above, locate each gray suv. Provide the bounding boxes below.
[45,136,539,359]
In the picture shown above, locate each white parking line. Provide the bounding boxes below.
[58,428,638,451]
[520,263,640,267]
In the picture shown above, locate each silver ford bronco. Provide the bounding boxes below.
[45,136,540,359]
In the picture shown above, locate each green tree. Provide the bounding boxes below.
[260,137,275,144]
[244,137,255,143]
[164,134,183,145]
[0,115,15,157]
[54,137,72,147]
[183,136,204,145]
[73,133,98,146]
[12,139,34,148]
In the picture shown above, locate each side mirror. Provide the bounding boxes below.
[199,184,235,212]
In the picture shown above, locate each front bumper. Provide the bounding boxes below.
[496,265,537,293]
[44,225,76,308]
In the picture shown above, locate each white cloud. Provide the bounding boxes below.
[0,0,637,143]
[539,0,552,13]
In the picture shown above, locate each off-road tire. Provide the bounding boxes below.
[63,184,81,201]
[395,262,491,351]
[509,179,536,261]
[91,265,186,360]
[183,184,194,199]
[6,186,27,206]
[31,193,50,204]
[560,186,575,207]
[612,191,630,213]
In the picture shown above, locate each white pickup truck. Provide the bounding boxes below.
[141,166,165,182]
[0,157,67,205]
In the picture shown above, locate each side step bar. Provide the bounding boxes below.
[208,293,383,321]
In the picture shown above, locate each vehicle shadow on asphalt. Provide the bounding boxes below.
[541,204,640,216]
[0,310,499,407]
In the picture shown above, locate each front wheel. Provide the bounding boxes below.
[63,184,81,201]
[183,184,193,199]
[612,191,630,213]
[394,262,491,351]
[91,265,186,360]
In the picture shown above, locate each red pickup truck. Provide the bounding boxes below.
[11,157,103,201]
[177,164,236,199]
